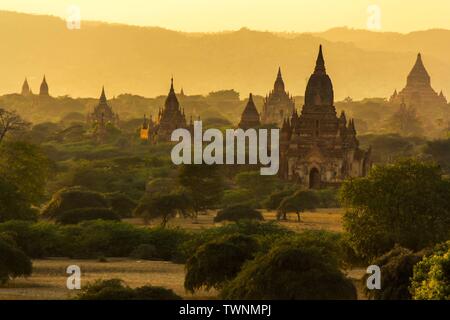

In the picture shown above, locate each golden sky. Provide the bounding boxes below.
[1,0,450,32]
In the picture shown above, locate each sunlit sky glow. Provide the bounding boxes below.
[1,0,450,33]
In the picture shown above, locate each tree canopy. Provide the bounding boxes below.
[340,159,450,260]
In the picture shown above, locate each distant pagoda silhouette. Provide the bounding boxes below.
[154,78,191,142]
[238,93,260,130]
[390,53,447,108]
[261,67,295,127]
[39,75,49,96]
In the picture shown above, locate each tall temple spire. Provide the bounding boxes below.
[314,45,326,75]
[274,67,285,93]
[100,86,107,103]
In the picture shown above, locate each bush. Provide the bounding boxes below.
[0,220,63,258]
[104,192,137,218]
[181,220,288,261]
[341,159,450,261]
[185,234,259,292]
[41,187,109,219]
[0,220,192,261]
[130,244,158,260]
[77,279,181,300]
[221,245,357,300]
[410,241,450,300]
[0,237,32,284]
[214,205,263,223]
[364,246,426,300]
[221,189,255,207]
[55,207,120,225]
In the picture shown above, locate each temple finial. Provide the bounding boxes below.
[314,45,326,74]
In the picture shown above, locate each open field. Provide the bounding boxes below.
[124,208,345,232]
[0,208,361,300]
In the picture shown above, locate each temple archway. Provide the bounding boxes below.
[309,167,321,189]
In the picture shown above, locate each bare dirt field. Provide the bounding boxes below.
[0,208,363,300]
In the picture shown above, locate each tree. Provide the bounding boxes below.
[134,191,192,227]
[41,187,109,219]
[184,234,259,292]
[340,159,450,260]
[221,245,356,300]
[0,141,50,205]
[410,241,450,300]
[0,177,37,222]
[0,236,32,284]
[277,190,319,222]
[214,204,263,223]
[363,246,426,300]
[178,165,225,216]
[0,108,30,144]
[264,189,294,210]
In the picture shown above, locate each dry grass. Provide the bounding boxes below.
[124,208,344,232]
[0,258,216,300]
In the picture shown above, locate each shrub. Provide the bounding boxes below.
[0,237,32,284]
[410,241,450,300]
[77,279,181,300]
[41,187,109,219]
[55,208,120,225]
[221,245,357,300]
[185,234,259,292]
[0,219,191,261]
[214,205,263,223]
[364,246,426,300]
[130,244,158,260]
[0,220,63,258]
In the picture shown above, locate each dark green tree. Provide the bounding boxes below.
[340,159,450,260]
[178,164,225,216]
[185,234,259,292]
[134,191,192,227]
[0,141,50,205]
[0,236,32,284]
[214,204,263,223]
[221,245,356,300]
[277,190,319,221]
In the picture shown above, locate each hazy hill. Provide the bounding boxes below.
[1,11,450,100]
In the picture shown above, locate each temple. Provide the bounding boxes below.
[260,68,295,126]
[389,53,447,108]
[279,45,371,188]
[238,93,261,129]
[154,78,190,142]
[87,87,120,127]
